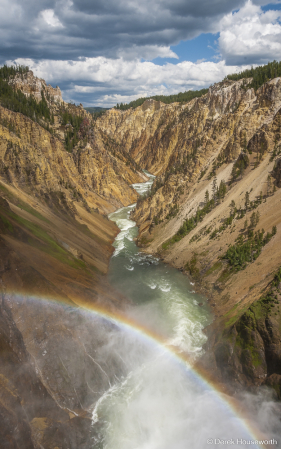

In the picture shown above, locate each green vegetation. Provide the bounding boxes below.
[84,107,109,114]
[161,161,278,250]
[242,267,281,323]
[0,213,14,232]
[17,200,50,223]
[61,110,83,152]
[161,178,228,249]
[225,60,281,91]
[270,144,281,162]
[224,266,281,370]
[84,107,109,120]
[0,64,29,79]
[0,64,51,123]
[5,208,87,270]
[0,183,50,223]
[230,153,250,183]
[222,226,276,272]
[162,198,215,249]
[209,189,266,240]
[205,261,222,276]
[165,203,179,220]
[185,253,200,279]
[115,88,208,110]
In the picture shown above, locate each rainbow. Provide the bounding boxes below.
[6,291,269,448]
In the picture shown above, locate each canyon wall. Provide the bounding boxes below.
[0,71,145,447]
[96,77,281,394]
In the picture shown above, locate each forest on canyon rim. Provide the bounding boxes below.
[0,61,281,447]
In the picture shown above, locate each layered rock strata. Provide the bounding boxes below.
[96,77,281,392]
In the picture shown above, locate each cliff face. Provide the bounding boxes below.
[8,70,64,104]
[95,99,182,175]
[95,79,256,177]
[95,77,281,392]
[0,71,146,447]
[0,108,142,216]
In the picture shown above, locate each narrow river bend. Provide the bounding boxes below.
[90,172,268,449]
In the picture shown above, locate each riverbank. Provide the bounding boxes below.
[132,178,281,394]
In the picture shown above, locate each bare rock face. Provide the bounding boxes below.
[8,71,64,104]
[122,77,281,230]
[0,289,78,449]
[0,110,141,215]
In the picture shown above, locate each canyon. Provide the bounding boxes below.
[96,76,281,396]
[1,68,281,447]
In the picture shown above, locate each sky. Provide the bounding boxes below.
[1,0,281,107]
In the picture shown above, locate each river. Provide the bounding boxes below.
[90,172,273,449]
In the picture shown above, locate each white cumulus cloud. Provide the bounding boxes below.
[10,57,250,107]
[40,9,64,28]
[219,0,281,64]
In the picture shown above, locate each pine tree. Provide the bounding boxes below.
[256,210,260,226]
[267,175,272,196]
[240,160,245,178]
[212,176,218,203]
[231,165,237,183]
[219,180,227,199]
[250,212,256,228]
[204,190,210,204]
[245,191,250,210]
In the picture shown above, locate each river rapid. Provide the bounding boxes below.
[90,172,279,449]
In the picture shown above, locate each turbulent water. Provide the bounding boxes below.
[108,171,211,356]
[90,171,280,449]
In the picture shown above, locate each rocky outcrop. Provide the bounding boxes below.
[8,70,64,104]
[201,269,281,396]
[0,105,141,215]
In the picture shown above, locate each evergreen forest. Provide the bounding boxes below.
[0,64,51,123]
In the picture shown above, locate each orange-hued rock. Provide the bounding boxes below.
[0,70,146,447]
[95,77,281,389]
[0,106,141,215]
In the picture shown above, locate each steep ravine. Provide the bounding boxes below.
[96,76,281,395]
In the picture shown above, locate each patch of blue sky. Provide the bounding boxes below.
[261,3,281,13]
[150,32,220,66]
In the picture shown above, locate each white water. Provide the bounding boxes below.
[90,171,281,449]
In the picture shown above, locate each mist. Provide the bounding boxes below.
[89,302,281,449]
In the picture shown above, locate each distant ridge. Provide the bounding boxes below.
[84,106,110,114]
